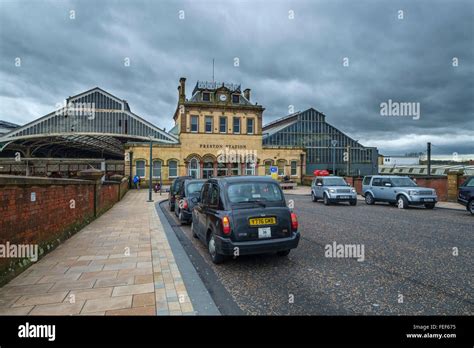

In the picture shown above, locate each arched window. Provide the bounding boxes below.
[245,162,255,175]
[188,158,200,179]
[168,160,178,178]
[277,160,286,176]
[135,160,145,178]
[264,160,272,175]
[290,160,297,176]
[217,162,228,177]
[152,160,162,178]
[203,158,214,179]
[230,163,240,176]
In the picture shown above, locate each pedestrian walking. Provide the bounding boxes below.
[133,175,140,190]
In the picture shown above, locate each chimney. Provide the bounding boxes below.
[178,77,186,102]
[243,88,251,101]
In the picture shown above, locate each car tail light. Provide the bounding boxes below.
[290,212,298,231]
[222,216,231,235]
[179,199,188,210]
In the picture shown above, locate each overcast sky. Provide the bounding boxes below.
[0,0,473,155]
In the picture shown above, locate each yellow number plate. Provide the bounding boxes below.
[249,217,276,226]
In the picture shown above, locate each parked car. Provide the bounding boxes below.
[457,176,474,215]
[168,176,192,211]
[362,175,438,209]
[191,176,300,264]
[174,179,207,224]
[311,176,357,205]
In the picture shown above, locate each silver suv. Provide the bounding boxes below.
[362,175,437,209]
[311,176,358,206]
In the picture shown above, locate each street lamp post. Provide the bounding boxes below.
[160,170,162,196]
[331,140,338,175]
[147,136,153,202]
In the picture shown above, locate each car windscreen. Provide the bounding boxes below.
[227,182,283,203]
[323,178,347,186]
[390,177,417,187]
[464,178,474,187]
[186,182,204,195]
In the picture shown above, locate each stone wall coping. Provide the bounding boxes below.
[0,175,95,186]
[102,181,120,185]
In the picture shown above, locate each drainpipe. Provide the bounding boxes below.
[300,153,304,184]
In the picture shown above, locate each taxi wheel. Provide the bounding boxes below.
[208,231,225,264]
[169,200,175,212]
[424,203,435,209]
[191,222,198,238]
[350,200,357,206]
[191,221,199,238]
[178,210,184,225]
[311,192,318,202]
[468,200,474,215]
[323,194,330,206]
[277,250,291,257]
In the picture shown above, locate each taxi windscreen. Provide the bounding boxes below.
[227,182,283,203]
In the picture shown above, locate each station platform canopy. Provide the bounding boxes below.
[0,87,178,159]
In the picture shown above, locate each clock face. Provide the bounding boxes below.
[219,94,227,101]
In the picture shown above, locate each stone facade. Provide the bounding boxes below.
[124,78,305,185]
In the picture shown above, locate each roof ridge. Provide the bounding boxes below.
[263,110,301,129]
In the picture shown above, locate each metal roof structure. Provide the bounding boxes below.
[262,110,303,131]
[0,87,178,159]
[0,120,20,135]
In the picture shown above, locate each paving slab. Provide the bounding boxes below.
[0,190,206,316]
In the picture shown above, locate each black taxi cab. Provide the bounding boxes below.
[191,176,300,264]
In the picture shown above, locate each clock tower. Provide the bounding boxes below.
[173,79,264,136]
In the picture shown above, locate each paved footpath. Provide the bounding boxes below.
[0,190,195,315]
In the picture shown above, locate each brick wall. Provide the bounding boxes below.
[413,177,448,201]
[347,174,468,202]
[0,175,129,285]
[119,177,129,200]
[98,183,118,215]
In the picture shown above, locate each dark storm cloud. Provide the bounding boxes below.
[0,0,473,155]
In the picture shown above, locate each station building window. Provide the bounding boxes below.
[247,118,254,134]
[188,158,200,178]
[230,163,240,176]
[152,160,162,178]
[168,160,178,178]
[190,116,199,132]
[136,160,145,178]
[264,160,272,175]
[203,159,214,178]
[205,116,213,133]
[233,117,240,134]
[219,117,227,133]
[217,162,228,176]
[232,94,240,104]
[245,162,255,175]
[290,160,297,176]
[277,160,286,176]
